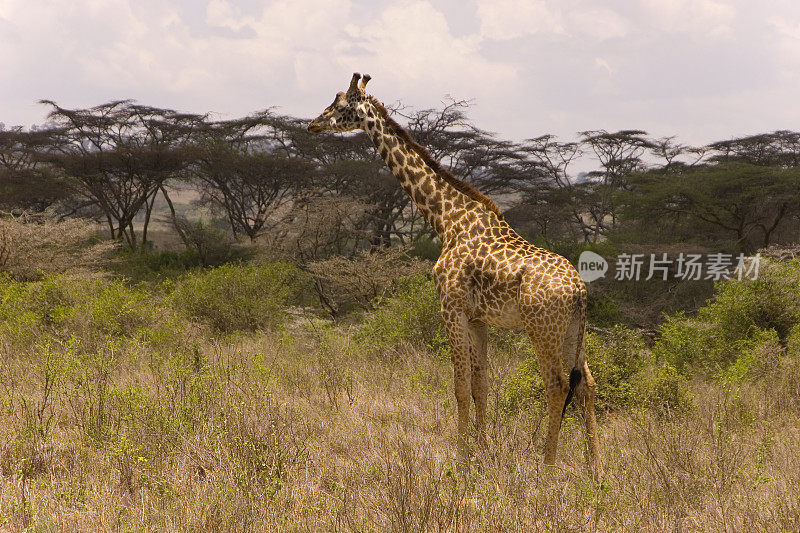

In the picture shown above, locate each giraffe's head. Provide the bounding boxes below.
[307,72,372,133]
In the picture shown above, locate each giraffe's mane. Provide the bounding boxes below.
[367,96,504,220]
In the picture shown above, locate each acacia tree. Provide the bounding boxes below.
[39,100,203,249]
[192,113,318,241]
[402,99,528,194]
[616,130,800,251]
[512,135,586,242]
[576,129,656,239]
[621,162,800,252]
[0,126,75,212]
[708,130,800,167]
[196,146,314,241]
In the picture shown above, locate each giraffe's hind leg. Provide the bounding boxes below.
[528,330,569,466]
[577,361,602,481]
[562,311,603,480]
[469,320,489,448]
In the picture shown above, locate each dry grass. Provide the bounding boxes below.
[1,324,798,532]
[0,216,115,281]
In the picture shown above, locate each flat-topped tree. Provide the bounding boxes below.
[39,100,204,249]
[0,126,74,212]
[307,73,602,479]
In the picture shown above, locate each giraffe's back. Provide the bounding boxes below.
[434,220,585,330]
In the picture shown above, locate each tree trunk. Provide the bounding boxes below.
[160,185,187,243]
[141,189,158,250]
[761,203,788,249]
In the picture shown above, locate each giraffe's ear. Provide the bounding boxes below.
[354,101,368,118]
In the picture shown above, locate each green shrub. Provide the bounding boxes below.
[654,260,800,376]
[717,329,783,384]
[172,261,307,332]
[0,274,92,348]
[0,273,189,354]
[500,326,655,415]
[699,260,800,343]
[788,323,800,359]
[356,275,447,354]
[407,235,442,262]
[111,249,203,281]
[635,362,693,414]
[0,273,75,334]
[72,279,161,339]
[586,294,624,328]
[586,325,649,409]
[499,355,544,414]
[653,312,716,373]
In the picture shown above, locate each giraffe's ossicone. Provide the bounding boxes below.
[308,73,602,480]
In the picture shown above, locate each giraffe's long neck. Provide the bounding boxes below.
[363,109,485,243]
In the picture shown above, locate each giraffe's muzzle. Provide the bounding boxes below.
[307,118,326,133]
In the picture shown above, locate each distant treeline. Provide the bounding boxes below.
[1,99,799,254]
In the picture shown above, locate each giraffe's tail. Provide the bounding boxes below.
[562,368,582,418]
[561,296,587,418]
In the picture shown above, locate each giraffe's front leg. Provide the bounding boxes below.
[443,313,474,464]
[469,320,489,449]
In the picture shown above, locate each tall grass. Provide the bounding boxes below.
[0,257,798,530]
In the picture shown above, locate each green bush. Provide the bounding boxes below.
[654,260,800,376]
[0,273,74,334]
[500,326,663,415]
[700,260,800,343]
[172,261,307,332]
[73,279,161,339]
[0,273,182,352]
[407,235,442,262]
[788,323,800,359]
[111,249,203,281]
[635,362,693,413]
[717,329,783,384]
[586,294,624,328]
[356,275,447,354]
[172,218,249,268]
[653,313,715,373]
[499,355,544,414]
[586,325,649,409]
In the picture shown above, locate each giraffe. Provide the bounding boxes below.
[308,73,602,479]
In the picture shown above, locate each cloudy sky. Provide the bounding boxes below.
[1,0,799,146]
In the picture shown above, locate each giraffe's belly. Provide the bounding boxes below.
[473,289,524,329]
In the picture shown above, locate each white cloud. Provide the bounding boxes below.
[767,16,800,83]
[594,57,613,75]
[475,2,630,42]
[344,1,516,93]
[206,0,250,30]
[476,0,563,40]
[643,0,736,37]
[769,17,800,40]
[569,8,630,41]
[0,0,798,149]
[0,0,519,126]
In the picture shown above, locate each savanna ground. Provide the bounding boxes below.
[1,219,800,532]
